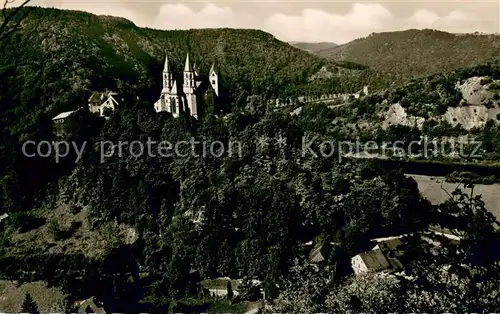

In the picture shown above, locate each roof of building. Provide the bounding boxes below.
[308,242,336,263]
[374,238,404,254]
[210,63,219,75]
[171,80,178,94]
[0,213,8,222]
[76,297,106,314]
[88,91,102,103]
[373,238,404,270]
[89,91,119,104]
[52,109,80,121]
[309,245,326,263]
[195,76,209,91]
[367,232,461,273]
[372,235,404,242]
[357,250,390,271]
[105,95,120,106]
[158,54,220,98]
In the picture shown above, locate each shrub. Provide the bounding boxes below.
[68,203,82,214]
[489,82,500,90]
[481,77,493,85]
[235,277,261,302]
[482,175,497,185]
[8,212,46,233]
[48,220,80,241]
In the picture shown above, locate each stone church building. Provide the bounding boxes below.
[154,53,220,119]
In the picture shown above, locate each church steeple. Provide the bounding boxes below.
[193,62,199,76]
[164,54,172,73]
[183,52,197,118]
[162,53,174,91]
[183,52,195,92]
[184,52,194,72]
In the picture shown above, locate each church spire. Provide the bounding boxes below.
[193,62,199,76]
[209,63,219,75]
[162,53,174,92]
[184,52,194,72]
[164,53,172,73]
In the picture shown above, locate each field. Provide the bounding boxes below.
[408,174,500,219]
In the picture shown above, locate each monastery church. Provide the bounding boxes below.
[154,52,220,119]
[51,52,221,135]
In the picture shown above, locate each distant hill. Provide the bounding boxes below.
[289,41,338,53]
[317,29,500,84]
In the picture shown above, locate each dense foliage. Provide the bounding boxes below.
[59,109,430,308]
[267,190,500,313]
[0,100,434,311]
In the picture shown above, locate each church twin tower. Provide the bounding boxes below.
[154,53,220,119]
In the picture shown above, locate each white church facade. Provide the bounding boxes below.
[154,53,220,119]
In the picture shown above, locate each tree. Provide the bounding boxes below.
[265,260,335,313]
[325,273,403,313]
[238,277,261,302]
[217,239,234,277]
[399,188,500,312]
[0,0,31,42]
[226,281,233,301]
[21,293,39,314]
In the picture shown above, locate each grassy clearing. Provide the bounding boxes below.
[5,200,133,260]
[0,280,68,313]
[201,278,241,290]
[174,297,250,314]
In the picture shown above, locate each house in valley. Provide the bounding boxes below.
[75,296,106,314]
[52,108,84,137]
[351,236,404,275]
[351,232,460,275]
[88,91,123,119]
[351,249,391,274]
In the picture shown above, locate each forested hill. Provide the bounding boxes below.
[317,29,500,85]
[0,6,353,107]
[0,6,368,212]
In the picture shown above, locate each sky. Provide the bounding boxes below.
[21,0,500,44]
